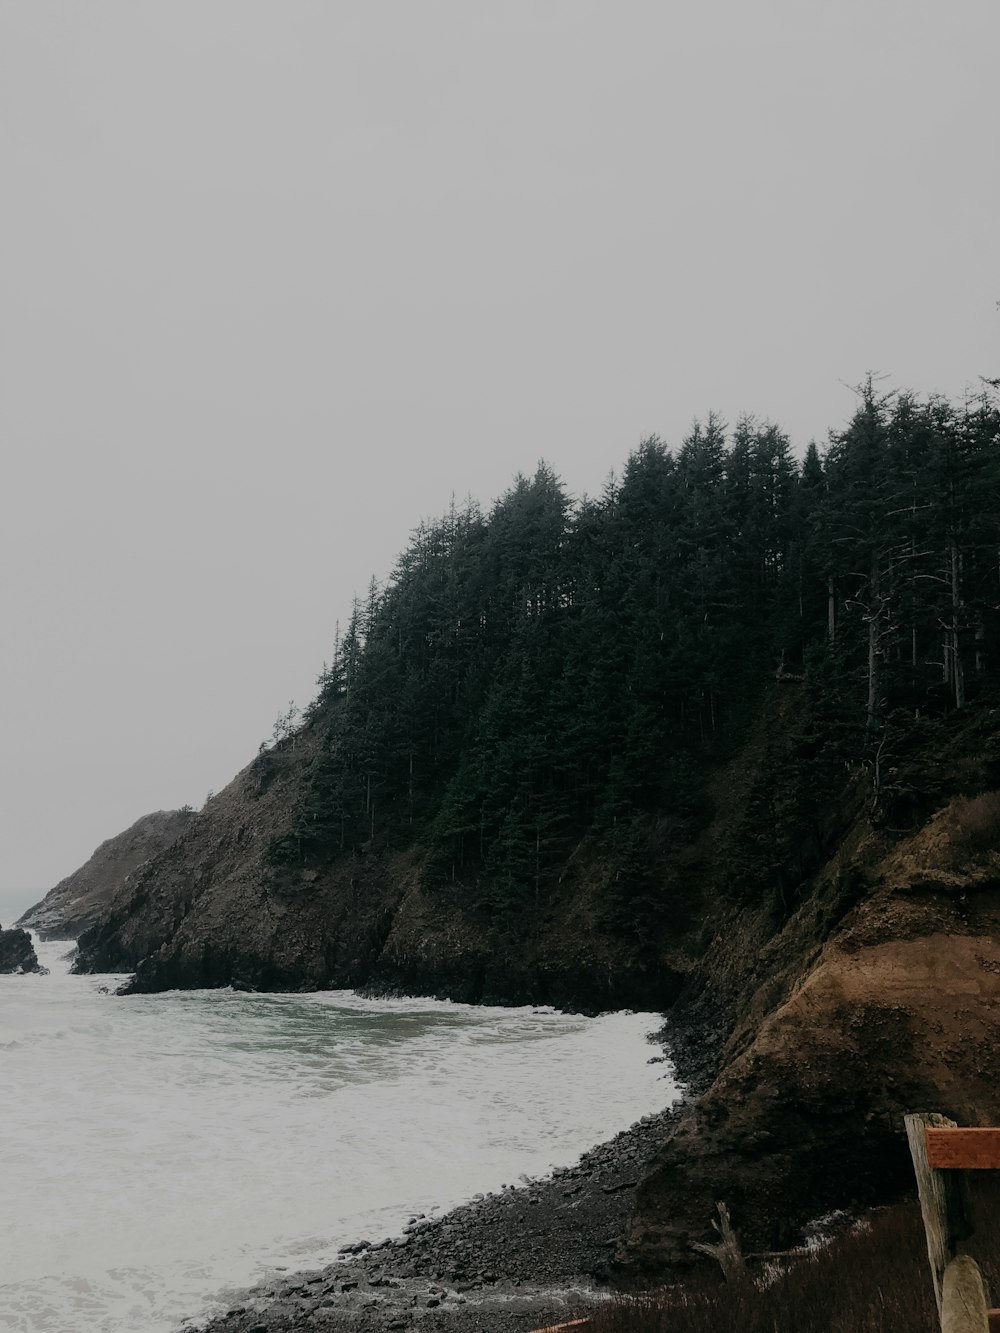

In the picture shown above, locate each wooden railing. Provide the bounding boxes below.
[905,1113,1000,1333]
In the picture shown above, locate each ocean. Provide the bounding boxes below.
[0,934,677,1333]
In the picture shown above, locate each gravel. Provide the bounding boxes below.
[194,1054,691,1333]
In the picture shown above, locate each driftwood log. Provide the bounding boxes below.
[691,1201,746,1282]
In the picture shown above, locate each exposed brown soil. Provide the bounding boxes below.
[625,722,1000,1275]
[626,909,1000,1273]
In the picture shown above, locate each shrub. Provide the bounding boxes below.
[589,1199,1000,1333]
[946,790,1000,853]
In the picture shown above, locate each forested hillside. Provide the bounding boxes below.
[258,380,1000,924]
[76,381,1000,997]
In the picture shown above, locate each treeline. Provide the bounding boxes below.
[261,380,1000,916]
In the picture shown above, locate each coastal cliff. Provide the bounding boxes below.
[74,686,1000,1268]
[73,724,678,1011]
[75,386,1000,1274]
[18,808,196,940]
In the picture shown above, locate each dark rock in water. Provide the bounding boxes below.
[0,924,41,974]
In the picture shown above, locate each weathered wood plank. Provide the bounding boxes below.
[986,1309,1000,1333]
[906,1112,962,1319]
[926,1129,1000,1171]
[942,1255,989,1333]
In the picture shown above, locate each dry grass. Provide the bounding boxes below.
[589,1196,1000,1333]
[945,790,1000,854]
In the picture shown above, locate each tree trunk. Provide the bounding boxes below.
[866,555,881,732]
[951,539,966,709]
[535,827,541,909]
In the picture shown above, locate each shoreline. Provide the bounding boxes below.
[197,1013,708,1333]
[197,1100,687,1333]
[11,948,705,1333]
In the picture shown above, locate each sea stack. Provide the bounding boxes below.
[0,923,41,974]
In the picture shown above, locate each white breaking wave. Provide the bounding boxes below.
[0,934,678,1333]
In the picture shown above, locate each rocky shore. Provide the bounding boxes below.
[197,1092,685,1333]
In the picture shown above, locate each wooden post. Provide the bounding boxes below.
[907,1113,961,1317]
[905,1113,989,1332]
[942,1257,989,1333]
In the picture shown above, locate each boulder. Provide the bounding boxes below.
[0,924,41,974]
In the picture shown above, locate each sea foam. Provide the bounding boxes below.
[0,935,677,1333]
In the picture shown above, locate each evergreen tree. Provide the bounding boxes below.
[261,379,1000,920]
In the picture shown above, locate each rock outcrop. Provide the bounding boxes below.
[17,808,196,939]
[74,730,680,1012]
[0,923,41,973]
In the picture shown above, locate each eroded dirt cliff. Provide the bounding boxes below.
[623,697,1000,1274]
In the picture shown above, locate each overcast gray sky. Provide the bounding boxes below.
[1,1,997,893]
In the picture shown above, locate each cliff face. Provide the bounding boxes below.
[19,809,196,940]
[73,686,1000,1269]
[74,730,684,1012]
[0,924,40,973]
